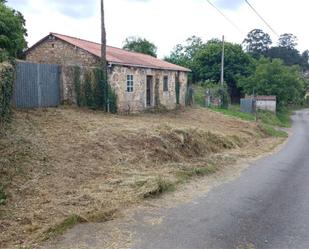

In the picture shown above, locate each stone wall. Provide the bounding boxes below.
[26,37,100,67]
[109,65,187,112]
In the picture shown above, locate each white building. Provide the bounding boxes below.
[255,96,277,112]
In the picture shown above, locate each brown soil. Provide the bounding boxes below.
[0,107,283,248]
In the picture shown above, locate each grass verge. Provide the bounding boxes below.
[42,214,87,241]
[259,124,288,138]
[210,107,256,121]
[42,209,117,241]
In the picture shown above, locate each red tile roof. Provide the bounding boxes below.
[29,33,191,72]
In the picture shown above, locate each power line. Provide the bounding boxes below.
[205,0,243,34]
[245,0,279,37]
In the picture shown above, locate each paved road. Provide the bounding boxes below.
[133,109,309,249]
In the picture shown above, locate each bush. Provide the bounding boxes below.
[238,58,307,109]
[194,81,230,108]
[73,66,117,113]
[0,61,15,126]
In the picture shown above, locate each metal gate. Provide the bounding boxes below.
[13,61,60,108]
[240,98,256,113]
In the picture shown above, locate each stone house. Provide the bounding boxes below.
[25,33,190,112]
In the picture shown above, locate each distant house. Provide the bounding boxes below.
[255,96,277,112]
[24,33,191,112]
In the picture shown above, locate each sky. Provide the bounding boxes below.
[6,0,309,58]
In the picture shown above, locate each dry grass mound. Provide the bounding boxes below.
[0,107,282,248]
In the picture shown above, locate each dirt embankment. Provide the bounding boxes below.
[0,107,283,248]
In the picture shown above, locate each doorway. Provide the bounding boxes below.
[146,76,153,107]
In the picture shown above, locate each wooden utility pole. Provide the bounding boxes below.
[101,0,106,69]
[101,0,109,112]
[220,35,225,86]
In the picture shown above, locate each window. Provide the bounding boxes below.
[127,75,134,92]
[163,76,168,92]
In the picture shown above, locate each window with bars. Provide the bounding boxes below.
[126,75,134,92]
[163,76,168,92]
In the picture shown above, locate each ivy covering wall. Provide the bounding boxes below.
[0,61,15,126]
[73,66,117,113]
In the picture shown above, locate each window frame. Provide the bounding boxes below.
[126,74,134,92]
[163,75,169,92]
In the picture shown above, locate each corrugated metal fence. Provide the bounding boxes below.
[13,61,60,108]
[240,98,256,113]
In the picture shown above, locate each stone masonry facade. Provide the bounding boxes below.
[26,37,188,112]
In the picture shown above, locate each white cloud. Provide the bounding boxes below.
[6,0,309,58]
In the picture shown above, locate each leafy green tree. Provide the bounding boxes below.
[267,46,302,66]
[301,50,309,70]
[193,39,253,102]
[0,0,27,59]
[243,29,272,58]
[165,36,205,82]
[238,58,307,108]
[278,33,298,49]
[123,36,157,57]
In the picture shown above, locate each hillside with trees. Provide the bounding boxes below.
[165,29,309,107]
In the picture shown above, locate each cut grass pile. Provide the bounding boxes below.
[0,107,284,248]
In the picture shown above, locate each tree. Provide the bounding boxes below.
[278,33,298,49]
[301,50,309,70]
[193,39,253,102]
[243,29,272,58]
[267,46,302,66]
[238,58,307,108]
[123,37,157,57]
[165,36,205,82]
[0,0,27,59]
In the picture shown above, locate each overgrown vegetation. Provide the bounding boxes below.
[73,66,117,113]
[238,58,307,109]
[0,61,15,128]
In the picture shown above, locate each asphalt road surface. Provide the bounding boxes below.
[132,109,309,249]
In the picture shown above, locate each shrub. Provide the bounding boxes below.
[0,61,15,126]
[73,66,117,113]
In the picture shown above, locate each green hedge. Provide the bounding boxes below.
[73,66,117,113]
[0,61,15,125]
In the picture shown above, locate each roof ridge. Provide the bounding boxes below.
[51,32,102,46]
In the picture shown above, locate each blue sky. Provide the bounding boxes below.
[6,0,309,58]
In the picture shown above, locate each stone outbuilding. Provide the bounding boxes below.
[25,33,191,112]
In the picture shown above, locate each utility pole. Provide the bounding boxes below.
[220,35,225,86]
[101,0,109,112]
